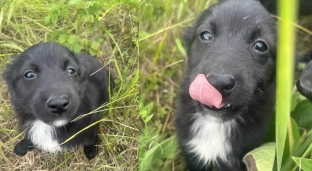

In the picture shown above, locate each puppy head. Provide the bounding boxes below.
[182,0,276,118]
[3,42,86,127]
[297,60,312,101]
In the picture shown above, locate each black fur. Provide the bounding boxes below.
[3,42,114,160]
[175,0,276,170]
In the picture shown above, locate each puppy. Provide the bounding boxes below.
[3,42,114,160]
[175,0,276,170]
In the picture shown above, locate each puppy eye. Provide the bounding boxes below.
[200,31,213,41]
[66,68,76,75]
[253,41,268,52]
[24,71,36,79]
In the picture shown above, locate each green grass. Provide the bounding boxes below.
[0,0,139,170]
[275,0,297,170]
[139,0,312,171]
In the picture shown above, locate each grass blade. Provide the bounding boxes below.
[0,8,3,33]
[276,0,298,170]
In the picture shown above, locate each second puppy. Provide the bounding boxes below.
[175,0,276,170]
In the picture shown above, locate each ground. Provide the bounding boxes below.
[0,0,139,170]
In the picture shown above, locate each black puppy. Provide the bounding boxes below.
[3,42,113,160]
[175,0,276,171]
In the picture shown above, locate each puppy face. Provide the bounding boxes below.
[183,0,276,118]
[3,42,85,127]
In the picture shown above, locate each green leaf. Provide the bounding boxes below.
[44,15,51,24]
[139,136,178,171]
[291,91,300,112]
[292,157,312,171]
[58,34,68,44]
[281,130,312,171]
[282,118,300,165]
[88,48,97,56]
[67,35,78,44]
[289,118,300,149]
[73,44,82,53]
[291,100,312,130]
[243,142,276,171]
[90,41,100,50]
[139,101,154,124]
[82,14,91,22]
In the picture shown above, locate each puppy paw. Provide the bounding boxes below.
[83,145,97,160]
[14,139,33,156]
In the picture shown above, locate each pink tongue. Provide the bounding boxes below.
[189,74,225,108]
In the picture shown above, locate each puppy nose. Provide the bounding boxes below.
[47,96,69,114]
[207,73,236,97]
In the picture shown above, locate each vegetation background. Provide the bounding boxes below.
[0,0,139,170]
[139,0,312,171]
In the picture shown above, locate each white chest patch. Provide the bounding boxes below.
[187,113,235,165]
[27,120,62,153]
[52,119,68,127]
